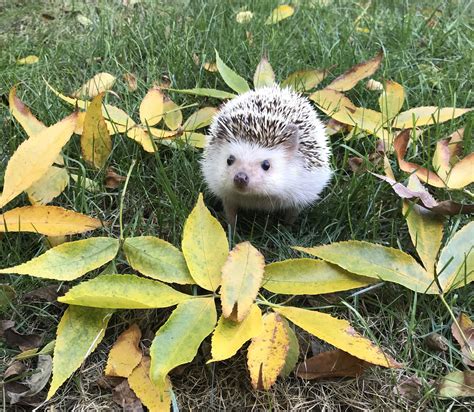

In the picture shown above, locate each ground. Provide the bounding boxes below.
[0,0,473,410]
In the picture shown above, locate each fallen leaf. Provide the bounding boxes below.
[112,380,144,411]
[17,55,39,65]
[424,333,449,352]
[162,98,182,130]
[15,340,55,360]
[265,5,294,25]
[203,62,218,72]
[0,284,16,308]
[4,328,42,351]
[366,79,383,91]
[9,86,45,136]
[348,156,364,173]
[437,371,474,398]
[215,50,250,94]
[280,320,299,378]
[123,73,138,91]
[4,361,26,379]
[395,375,424,402]
[296,349,369,379]
[73,73,116,99]
[106,324,143,377]
[392,107,472,129]
[451,313,474,367]
[183,107,217,131]
[24,285,60,302]
[170,87,236,100]
[105,168,126,189]
[310,88,357,115]
[236,10,253,24]
[379,80,404,120]
[281,68,328,92]
[0,320,15,337]
[140,87,164,126]
[325,118,350,136]
[253,57,275,89]
[77,14,93,27]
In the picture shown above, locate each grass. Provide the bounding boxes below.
[1,0,473,410]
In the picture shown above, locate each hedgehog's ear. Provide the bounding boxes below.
[281,123,300,153]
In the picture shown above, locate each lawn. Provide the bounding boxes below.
[1,0,473,410]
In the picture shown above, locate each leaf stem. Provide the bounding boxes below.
[438,293,471,349]
[119,159,136,241]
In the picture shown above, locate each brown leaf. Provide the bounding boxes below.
[4,361,26,379]
[112,380,144,411]
[4,328,42,351]
[105,168,126,189]
[451,313,474,367]
[23,285,60,302]
[437,370,474,398]
[296,349,369,380]
[395,376,423,402]
[424,333,449,352]
[1,319,15,337]
[348,157,364,173]
[96,375,124,390]
[123,73,138,92]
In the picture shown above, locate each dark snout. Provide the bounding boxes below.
[233,172,249,188]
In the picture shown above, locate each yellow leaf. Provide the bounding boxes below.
[265,5,295,25]
[203,62,218,72]
[128,357,171,412]
[276,306,400,368]
[0,113,77,208]
[447,153,474,189]
[253,57,275,89]
[379,80,404,120]
[140,87,164,126]
[73,72,116,99]
[126,126,157,152]
[27,166,70,205]
[0,205,102,236]
[17,55,39,65]
[47,306,113,399]
[81,93,112,168]
[281,69,328,92]
[182,193,229,291]
[263,258,375,295]
[181,131,206,148]
[392,107,472,129]
[432,138,451,180]
[9,86,45,136]
[326,51,383,91]
[209,305,263,363]
[0,237,119,280]
[183,107,217,131]
[162,98,182,130]
[310,89,357,115]
[171,87,236,100]
[366,79,384,91]
[220,242,265,322]
[105,324,142,377]
[46,81,135,133]
[247,312,289,390]
[123,72,138,92]
[150,298,217,392]
[236,10,254,24]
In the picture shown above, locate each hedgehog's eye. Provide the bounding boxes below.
[227,155,235,166]
[261,160,270,171]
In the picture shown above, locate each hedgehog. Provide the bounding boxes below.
[201,85,332,226]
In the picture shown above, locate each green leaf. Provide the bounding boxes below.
[280,319,299,378]
[209,304,263,363]
[47,306,113,399]
[438,371,474,398]
[437,221,474,291]
[263,258,376,295]
[295,241,436,294]
[168,88,236,100]
[0,237,119,280]
[124,236,194,284]
[276,306,400,368]
[182,193,229,292]
[57,274,191,308]
[150,298,217,391]
[253,57,275,89]
[402,200,444,275]
[215,50,250,94]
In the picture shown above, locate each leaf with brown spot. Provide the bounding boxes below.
[123,73,138,91]
[424,333,449,352]
[451,313,474,367]
[106,324,143,378]
[4,361,26,380]
[9,86,45,136]
[296,349,369,379]
[437,371,474,398]
[326,51,383,91]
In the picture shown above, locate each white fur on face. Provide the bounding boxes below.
[202,140,332,211]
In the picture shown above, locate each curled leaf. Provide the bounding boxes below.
[73,72,116,99]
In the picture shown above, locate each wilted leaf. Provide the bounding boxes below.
[366,79,383,91]
[183,107,217,131]
[424,333,449,352]
[220,242,265,322]
[451,313,474,367]
[123,72,138,92]
[247,312,289,390]
[0,113,77,208]
[4,328,42,351]
[236,10,253,24]
[81,93,112,168]
[209,304,263,362]
[215,50,250,94]
[437,221,473,291]
[140,87,164,126]
[281,69,328,92]
[24,285,60,302]
[162,98,182,130]
[402,199,444,275]
[310,89,357,115]
[4,361,25,379]
[9,86,45,136]
[296,349,369,379]
[379,80,404,120]
[325,118,351,136]
[280,320,299,378]
[73,73,116,99]
[124,236,194,284]
[437,371,474,398]
[58,274,191,308]
[265,5,294,25]
[0,205,102,237]
[326,51,383,91]
[106,324,142,377]
[276,306,400,368]
[263,259,375,295]
[150,298,216,392]
[395,376,424,402]
[182,193,229,291]
[17,55,39,65]
[47,306,113,399]
[0,237,119,280]
[112,380,143,411]
[105,168,126,189]
[392,107,472,129]
[254,57,275,89]
[170,87,236,99]
[295,241,436,294]
[128,357,171,412]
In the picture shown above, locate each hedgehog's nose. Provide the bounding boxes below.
[234,172,249,188]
